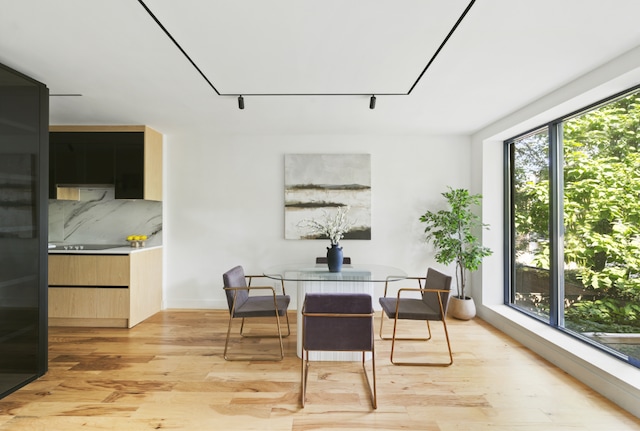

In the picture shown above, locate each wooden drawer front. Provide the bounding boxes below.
[49,255,130,286]
[49,287,129,319]
[96,256,129,286]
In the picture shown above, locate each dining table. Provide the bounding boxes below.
[263,263,407,360]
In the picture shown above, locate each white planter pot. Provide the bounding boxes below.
[448,296,476,320]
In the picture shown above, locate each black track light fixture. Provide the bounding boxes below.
[238,95,244,110]
[369,95,376,109]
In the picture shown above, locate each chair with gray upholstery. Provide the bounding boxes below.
[379,267,453,366]
[301,293,377,409]
[222,265,291,361]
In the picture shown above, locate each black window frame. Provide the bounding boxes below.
[504,83,640,367]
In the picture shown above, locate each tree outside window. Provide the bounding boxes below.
[509,89,640,366]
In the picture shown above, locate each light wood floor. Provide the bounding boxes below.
[0,310,639,430]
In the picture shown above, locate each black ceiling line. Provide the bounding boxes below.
[219,92,404,97]
[139,0,476,98]
[137,0,221,95]
[407,0,476,95]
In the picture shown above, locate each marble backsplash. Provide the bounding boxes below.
[48,186,162,246]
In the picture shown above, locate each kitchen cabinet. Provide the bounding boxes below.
[0,62,49,399]
[48,247,162,328]
[50,133,117,187]
[115,138,144,199]
[49,125,163,201]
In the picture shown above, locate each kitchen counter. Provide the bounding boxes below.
[48,246,163,328]
[48,244,162,255]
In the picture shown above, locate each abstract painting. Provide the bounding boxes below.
[284,154,371,240]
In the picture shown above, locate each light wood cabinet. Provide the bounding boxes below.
[48,248,162,328]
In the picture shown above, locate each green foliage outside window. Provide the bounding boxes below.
[515,91,640,333]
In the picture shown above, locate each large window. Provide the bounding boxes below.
[507,87,640,367]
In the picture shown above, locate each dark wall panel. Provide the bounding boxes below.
[0,63,48,399]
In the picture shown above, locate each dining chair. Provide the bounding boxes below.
[379,267,453,366]
[301,292,377,409]
[222,265,291,361]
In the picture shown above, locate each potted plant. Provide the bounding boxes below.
[419,187,492,320]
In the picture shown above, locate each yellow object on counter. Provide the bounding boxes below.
[127,234,148,247]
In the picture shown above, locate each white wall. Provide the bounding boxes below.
[164,133,470,309]
[472,45,640,418]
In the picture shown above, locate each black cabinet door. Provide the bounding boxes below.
[115,137,144,199]
[50,132,116,188]
[51,140,85,186]
[49,132,142,198]
[84,140,115,185]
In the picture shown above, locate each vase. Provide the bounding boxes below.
[448,296,476,320]
[326,243,343,272]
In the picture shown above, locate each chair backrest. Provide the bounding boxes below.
[303,293,373,351]
[422,268,452,318]
[315,256,352,264]
[222,265,249,312]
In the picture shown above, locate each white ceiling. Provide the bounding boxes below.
[1,0,640,136]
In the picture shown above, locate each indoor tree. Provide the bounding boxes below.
[419,187,492,301]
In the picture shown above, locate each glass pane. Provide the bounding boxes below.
[511,129,551,321]
[0,66,45,397]
[562,90,640,364]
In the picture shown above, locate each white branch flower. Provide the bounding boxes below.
[297,206,355,245]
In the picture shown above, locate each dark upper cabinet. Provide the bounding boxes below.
[115,138,144,199]
[51,140,85,186]
[49,133,117,195]
[85,140,115,185]
[49,127,162,201]
[0,62,49,399]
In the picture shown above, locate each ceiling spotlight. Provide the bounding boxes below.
[369,95,376,110]
[238,95,244,110]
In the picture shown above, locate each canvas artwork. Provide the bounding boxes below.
[284,154,371,240]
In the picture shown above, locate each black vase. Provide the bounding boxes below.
[326,243,343,272]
